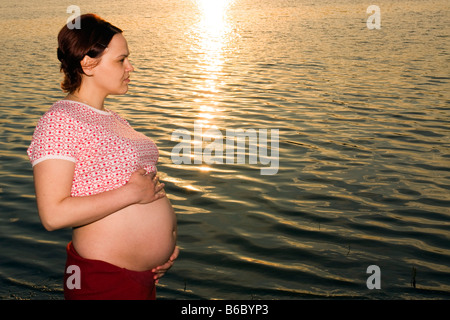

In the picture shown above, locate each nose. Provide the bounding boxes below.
[126,59,134,73]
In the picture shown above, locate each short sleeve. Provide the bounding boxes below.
[27,110,78,167]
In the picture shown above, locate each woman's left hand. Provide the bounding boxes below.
[152,246,180,283]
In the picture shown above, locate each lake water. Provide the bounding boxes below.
[0,0,449,299]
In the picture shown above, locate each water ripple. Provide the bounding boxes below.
[1,0,450,299]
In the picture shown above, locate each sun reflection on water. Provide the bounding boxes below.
[191,0,234,127]
[195,0,233,40]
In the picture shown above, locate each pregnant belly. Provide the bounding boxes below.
[72,196,177,271]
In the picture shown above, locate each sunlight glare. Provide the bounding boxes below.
[196,0,231,33]
[191,0,235,128]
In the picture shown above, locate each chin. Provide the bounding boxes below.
[112,86,129,95]
[122,84,130,94]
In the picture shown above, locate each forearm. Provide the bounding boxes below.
[37,183,138,231]
[33,160,163,231]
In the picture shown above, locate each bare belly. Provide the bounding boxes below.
[72,196,177,271]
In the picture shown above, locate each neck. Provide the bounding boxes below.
[67,86,107,111]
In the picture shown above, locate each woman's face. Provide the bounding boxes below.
[90,33,134,95]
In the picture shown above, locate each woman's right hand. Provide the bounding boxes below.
[128,169,166,204]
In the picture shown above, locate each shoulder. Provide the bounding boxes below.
[34,101,85,134]
[40,100,76,121]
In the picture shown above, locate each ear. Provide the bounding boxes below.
[80,55,98,76]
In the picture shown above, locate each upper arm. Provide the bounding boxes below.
[33,159,75,228]
[28,109,79,227]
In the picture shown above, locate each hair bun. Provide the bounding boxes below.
[57,47,65,62]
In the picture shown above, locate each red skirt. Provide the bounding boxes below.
[63,242,156,300]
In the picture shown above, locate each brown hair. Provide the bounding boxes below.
[57,14,123,93]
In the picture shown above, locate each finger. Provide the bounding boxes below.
[166,247,179,263]
[152,260,172,273]
[153,272,166,279]
[154,269,167,276]
[135,168,147,175]
[170,246,180,261]
[153,271,167,281]
[143,171,155,178]
[155,182,165,191]
[156,191,166,199]
[153,272,163,282]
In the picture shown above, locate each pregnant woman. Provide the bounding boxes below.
[27,14,178,300]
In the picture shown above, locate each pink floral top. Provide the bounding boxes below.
[27,100,159,197]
